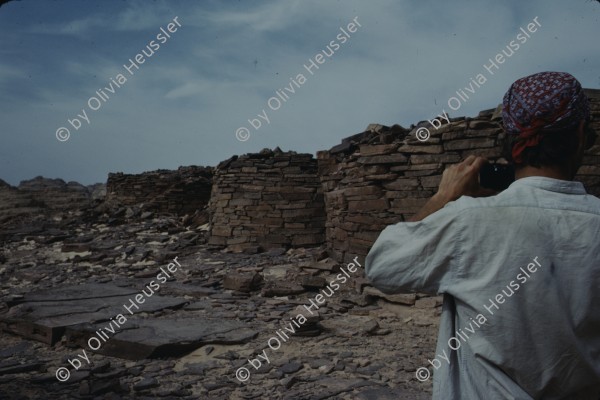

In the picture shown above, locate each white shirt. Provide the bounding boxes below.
[365,177,600,399]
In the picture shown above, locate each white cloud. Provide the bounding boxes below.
[0,64,26,82]
[27,0,174,35]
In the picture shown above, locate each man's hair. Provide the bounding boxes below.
[504,122,596,169]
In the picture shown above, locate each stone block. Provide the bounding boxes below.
[364,173,398,181]
[222,272,263,292]
[444,138,495,151]
[363,287,416,305]
[300,275,327,289]
[468,120,501,130]
[577,165,600,175]
[292,305,321,325]
[383,179,420,191]
[461,147,504,159]
[347,199,389,212]
[262,283,306,297]
[398,144,444,154]
[358,154,408,165]
[292,233,325,246]
[410,154,461,164]
[420,175,442,188]
[211,225,231,237]
[415,296,443,308]
[339,186,381,197]
[404,169,439,177]
[359,144,399,156]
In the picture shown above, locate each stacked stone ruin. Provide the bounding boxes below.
[94,90,600,263]
[208,148,325,252]
[106,166,213,216]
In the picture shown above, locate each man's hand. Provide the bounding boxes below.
[409,156,496,222]
[435,155,494,203]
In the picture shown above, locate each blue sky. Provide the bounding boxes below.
[1,0,599,185]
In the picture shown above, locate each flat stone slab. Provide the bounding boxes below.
[1,283,258,361]
[65,318,258,360]
[283,378,375,399]
[0,283,186,345]
[353,387,431,400]
[320,315,379,337]
[363,286,417,305]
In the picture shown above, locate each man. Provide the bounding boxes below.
[365,71,600,399]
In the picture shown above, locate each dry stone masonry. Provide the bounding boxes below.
[106,166,213,216]
[208,148,325,252]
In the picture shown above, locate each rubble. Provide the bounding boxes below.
[0,212,438,399]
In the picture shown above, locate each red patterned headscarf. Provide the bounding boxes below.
[502,71,590,163]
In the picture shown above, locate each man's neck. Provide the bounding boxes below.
[515,165,573,181]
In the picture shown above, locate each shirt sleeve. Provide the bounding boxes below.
[365,201,464,295]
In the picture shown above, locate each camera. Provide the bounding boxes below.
[479,163,515,191]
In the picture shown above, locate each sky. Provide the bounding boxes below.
[0,0,599,186]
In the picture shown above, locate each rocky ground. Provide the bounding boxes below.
[0,206,440,400]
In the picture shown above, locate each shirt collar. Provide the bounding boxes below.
[509,176,587,195]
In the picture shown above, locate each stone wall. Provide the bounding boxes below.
[208,148,325,252]
[106,166,213,216]
[578,89,600,191]
[317,88,600,263]
[0,177,94,223]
